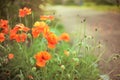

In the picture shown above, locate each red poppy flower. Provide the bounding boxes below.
[8,53,14,60]
[15,33,27,42]
[59,33,70,42]
[10,24,30,42]
[45,32,58,49]
[0,19,9,34]
[19,7,31,17]
[19,9,26,17]
[0,33,5,42]
[23,7,31,15]
[32,21,48,38]
[34,51,51,67]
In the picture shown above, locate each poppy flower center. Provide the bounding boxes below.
[41,56,45,60]
[0,28,4,32]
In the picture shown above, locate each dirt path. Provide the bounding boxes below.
[47,6,120,80]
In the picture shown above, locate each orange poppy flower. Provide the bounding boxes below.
[32,21,48,38]
[0,33,5,42]
[0,19,9,34]
[15,23,30,32]
[23,7,31,15]
[10,24,29,42]
[19,7,31,17]
[45,32,58,49]
[0,19,8,27]
[10,29,17,40]
[15,33,27,42]
[48,43,56,49]
[32,27,41,38]
[40,15,54,20]
[43,26,50,37]
[34,51,51,67]
[8,53,14,60]
[19,9,26,17]
[59,33,70,42]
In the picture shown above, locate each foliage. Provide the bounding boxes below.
[0,0,47,19]
[0,0,15,19]
[83,0,118,5]
[49,0,120,6]
[0,6,101,80]
[82,2,120,12]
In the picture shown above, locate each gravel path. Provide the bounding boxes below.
[47,6,120,80]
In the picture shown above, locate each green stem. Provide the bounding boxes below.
[60,70,64,80]
[0,44,8,53]
[31,13,34,26]
[19,17,22,23]
[17,42,27,61]
[6,8,9,20]
[25,16,28,26]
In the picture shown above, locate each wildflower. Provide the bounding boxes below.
[0,33,5,42]
[28,75,34,79]
[23,7,31,15]
[8,53,14,60]
[32,27,41,38]
[0,19,9,34]
[19,9,25,17]
[59,33,70,42]
[32,21,48,38]
[34,51,51,67]
[64,50,70,56]
[0,19,8,27]
[16,23,30,32]
[40,15,54,20]
[43,26,50,37]
[33,21,46,27]
[19,7,31,17]
[10,24,30,42]
[45,32,58,49]
[15,33,27,42]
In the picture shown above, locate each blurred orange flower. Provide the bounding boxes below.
[34,51,51,67]
[10,24,30,42]
[45,32,58,49]
[40,15,54,20]
[32,27,41,38]
[43,26,50,37]
[32,21,48,38]
[24,7,31,15]
[15,33,27,42]
[8,53,14,60]
[19,7,31,17]
[59,33,70,42]
[0,19,9,34]
[0,33,5,42]
[33,21,46,27]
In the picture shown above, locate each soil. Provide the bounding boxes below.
[47,6,120,80]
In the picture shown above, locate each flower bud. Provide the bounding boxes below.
[61,65,65,70]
